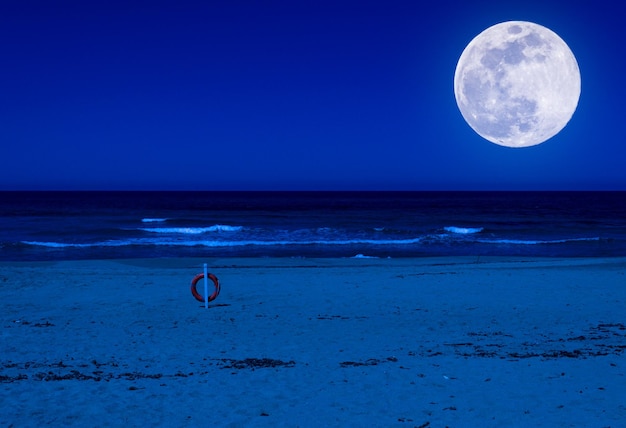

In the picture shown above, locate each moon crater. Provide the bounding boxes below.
[454,21,581,148]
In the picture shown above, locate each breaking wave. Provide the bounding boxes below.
[444,226,484,234]
[138,225,243,234]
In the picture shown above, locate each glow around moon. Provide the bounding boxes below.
[454,21,581,148]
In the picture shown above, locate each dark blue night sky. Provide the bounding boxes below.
[1,1,623,190]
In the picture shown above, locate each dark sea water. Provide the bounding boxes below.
[1,191,626,261]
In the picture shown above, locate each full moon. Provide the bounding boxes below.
[454,21,581,148]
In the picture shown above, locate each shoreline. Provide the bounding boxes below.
[3,253,626,265]
[2,256,625,426]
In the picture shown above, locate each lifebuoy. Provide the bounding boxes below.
[191,273,220,303]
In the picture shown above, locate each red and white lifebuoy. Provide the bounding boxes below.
[190,273,220,303]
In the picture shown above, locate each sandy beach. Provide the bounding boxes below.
[1,256,625,427]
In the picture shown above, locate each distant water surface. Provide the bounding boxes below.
[1,191,625,261]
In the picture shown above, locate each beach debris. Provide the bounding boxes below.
[217,358,295,370]
[408,323,626,360]
[314,314,368,321]
[13,319,54,327]
[10,319,54,327]
[339,356,398,368]
[316,314,350,320]
[400,271,459,277]
[0,374,28,383]
[0,360,192,383]
[33,321,55,327]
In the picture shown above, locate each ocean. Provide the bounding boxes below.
[1,191,625,261]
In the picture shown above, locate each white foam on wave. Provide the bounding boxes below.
[22,240,130,248]
[23,236,423,249]
[351,254,379,259]
[477,237,601,245]
[141,218,168,223]
[444,226,484,234]
[139,225,243,234]
[23,235,601,250]
[150,237,424,247]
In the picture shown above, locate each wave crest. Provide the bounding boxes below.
[444,226,484,234]
[139,225,243,234]
[477,237,600,245]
